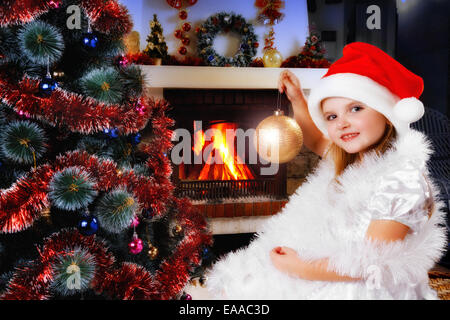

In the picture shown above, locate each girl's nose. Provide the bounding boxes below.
[337,117,350,129]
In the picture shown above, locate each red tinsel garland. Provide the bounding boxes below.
[0,95,174,233]
[0,0,62,27]
[81,0,133,36]
[97,262,156,300]
[0,150,174,234]
[0,0,131,36]
[0,74,153,135]
[153,197,212,300]
[1,228,115,300]
[1,202,212,299]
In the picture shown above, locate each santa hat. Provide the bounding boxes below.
[308,42,425,137]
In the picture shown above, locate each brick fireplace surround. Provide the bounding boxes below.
[142,66,327,234]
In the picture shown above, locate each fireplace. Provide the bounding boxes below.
[165,89,290,206]
[142,65,326,232]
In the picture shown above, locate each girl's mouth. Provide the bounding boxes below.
[340,132,359,142]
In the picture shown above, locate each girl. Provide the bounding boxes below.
[205,42,447,299]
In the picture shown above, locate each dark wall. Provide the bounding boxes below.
[396,0,449,117]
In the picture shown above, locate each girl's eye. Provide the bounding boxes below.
[326,114,336,121]
[351,105,363,112]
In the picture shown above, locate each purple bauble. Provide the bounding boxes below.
[181,292,192,300]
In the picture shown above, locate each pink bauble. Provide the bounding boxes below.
[128,237,143,254]
[130,216,140,227]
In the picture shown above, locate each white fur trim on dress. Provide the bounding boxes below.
[206,130,447,300]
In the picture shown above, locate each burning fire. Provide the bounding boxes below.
[193,122,255,180]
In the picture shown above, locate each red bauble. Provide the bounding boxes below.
[179,9,188,20]
[182,22,191,32]
[188,0,198,5]
[174,29,183,39]
[166,0,182,9]
[254,42,259,48]
[182,37,190,46]
[178,46,187,55]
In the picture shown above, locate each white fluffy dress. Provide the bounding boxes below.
[206,130,448,300]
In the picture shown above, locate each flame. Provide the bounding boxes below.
[192,121,205,156]
[197,122,255,180]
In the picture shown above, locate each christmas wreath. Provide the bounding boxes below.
[196,12,258,67]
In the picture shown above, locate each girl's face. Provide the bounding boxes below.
[321,97,388,154]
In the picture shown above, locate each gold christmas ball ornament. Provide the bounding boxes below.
[123,30,140,55]
[254,110,303,164]
[262,48,283,68]
[148,245,159,260]
[172,224,183,236]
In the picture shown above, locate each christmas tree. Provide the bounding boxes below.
[296,31,331,68]
[0,0,211,300]
[280,30,331,68]
[143,14,168,62]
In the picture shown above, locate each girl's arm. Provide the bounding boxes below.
[270,220,410,282]
[278,70,330,157]
[270,247,361,282]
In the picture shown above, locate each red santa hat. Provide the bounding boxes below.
[308,42,425,137]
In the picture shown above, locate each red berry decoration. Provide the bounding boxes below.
[182,22,191,32]
[179,9,188,20]
[166,0,182,9]
[181,37,190,46]
[178,46,187,55]
[174,29,183,39]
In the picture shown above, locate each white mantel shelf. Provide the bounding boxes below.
[140,65,328,98]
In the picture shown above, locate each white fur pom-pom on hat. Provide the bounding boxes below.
[393,97,425,124]
[308,42,426,137]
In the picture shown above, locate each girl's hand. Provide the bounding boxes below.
[277,70,306,104]
[270,246,304,277]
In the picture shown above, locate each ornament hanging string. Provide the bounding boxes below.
[46,55,51,78]
[276,90,282,112]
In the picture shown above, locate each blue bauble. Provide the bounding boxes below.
[142,207,154,219]
[130,133,141,145]
[82,32,99,48]
[109,128,119,138]
[39,76,58,96]
[78,215,99,236]
[103,127,119,138]
[202,247,212,260]
[208,55,215,62]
